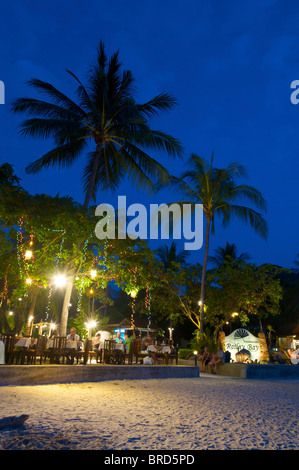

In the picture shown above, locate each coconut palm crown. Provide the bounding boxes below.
[164,153,268,333]
[11,41,183,208]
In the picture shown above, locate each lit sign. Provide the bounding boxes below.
[225,328,260,362]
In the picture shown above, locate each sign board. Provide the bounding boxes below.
[225,328,260,362]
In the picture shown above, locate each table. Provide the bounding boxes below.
[147,344,171,353]
[14,338,37,348]
[0,341,4,364]
[66,340,84,350]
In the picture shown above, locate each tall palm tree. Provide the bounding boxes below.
[11,41,183,335]
[11,41,183,208]
[208,242,251,268]
[164,153,268,333]
[156,241,189,270]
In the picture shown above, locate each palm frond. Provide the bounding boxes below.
[217,204,268,239]
[25,138,87,174]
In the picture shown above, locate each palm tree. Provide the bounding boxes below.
[164,153,268,333]
[11,41,183,335]
[156,241,189,270]
[11,41,183,208]
[208,242,251,268]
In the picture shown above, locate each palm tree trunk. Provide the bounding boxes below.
[24,287,38,336]
[60,146,101,335]
[200,216,211,334]
[59,272,75,337]
[83,144,101,208]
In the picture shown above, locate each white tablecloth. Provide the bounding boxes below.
[0,341,4,364]
[147,345,171,353]
[14,338,37,348]
[66,340,84,350]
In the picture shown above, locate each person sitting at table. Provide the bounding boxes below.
[92,331,101,349]
[124,333,132,353]
[50,329,59,339]
[92,331,103,363]
[67,328,80,342]
[115,332,124,344]
[141,331,154,351]
[66,328,80,364]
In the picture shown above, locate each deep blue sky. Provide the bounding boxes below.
[0,0,298,269]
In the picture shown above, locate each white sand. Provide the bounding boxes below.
[0,375,298,450]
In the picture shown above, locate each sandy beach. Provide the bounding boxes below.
[0,374,298,451]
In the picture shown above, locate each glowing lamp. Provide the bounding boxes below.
[129,289,138,298]
[25,250,33,260]
[90,269,97,279]
[53,274,67,288]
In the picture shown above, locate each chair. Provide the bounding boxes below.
[0,333,15,364]
[50,337,67,364]
[88,341,102,364]
[102,340,121,364]
[164,348,179,365]
[69,340,88,364]
[130,339,145,364]
[22,335,48,365]
[7,336,25,364]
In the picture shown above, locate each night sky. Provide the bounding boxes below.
[0,0,298,269]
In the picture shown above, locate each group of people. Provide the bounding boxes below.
[198,346,227,374]
[91,330,133,363]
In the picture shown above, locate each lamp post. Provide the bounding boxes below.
[86,320,97,340]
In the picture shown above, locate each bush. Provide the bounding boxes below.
[178,349,194,359]
[190,328,218,354]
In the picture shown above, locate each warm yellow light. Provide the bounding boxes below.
[26,278,32,285]
[25,250,33,259]
[193,350,198,355]
[89,289,94,295]
[53,274,67,287]
[129,289,138,298]
[86,320,97,329]
[8,311,13,316]
[28,316,33,323]
[50,323,56,330]
[90,269,97,279]
[232,312,239,317]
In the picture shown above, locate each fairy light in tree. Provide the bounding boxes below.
[76,234,93,313]
[130,267,138,331]
[42,228,65,322]
[145,283,152,329]
[17,218,24,278]
[3,266,9,300]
